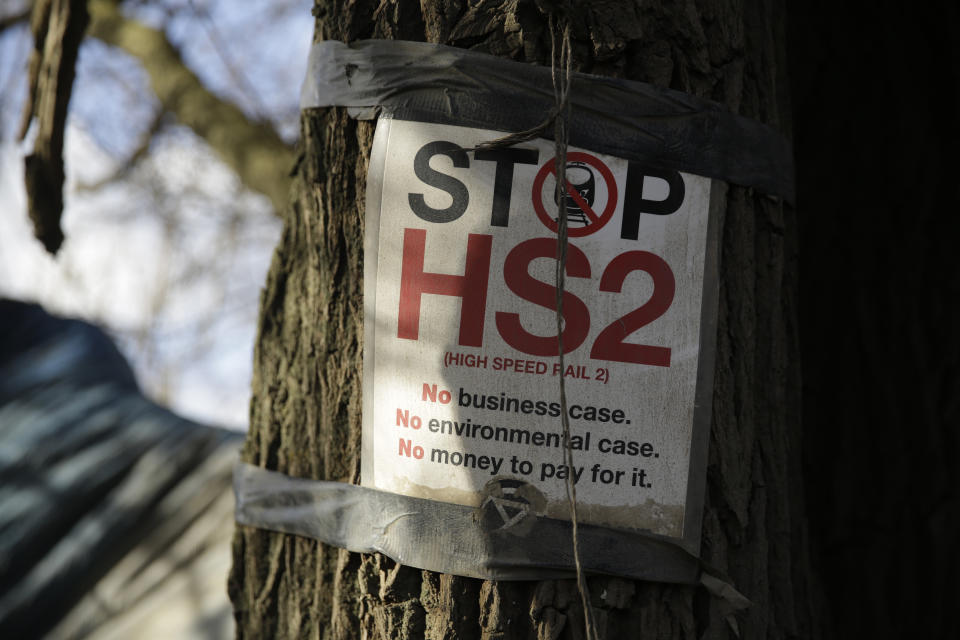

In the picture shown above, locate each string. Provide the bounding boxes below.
[464,14,598,637]
[549,16,599,640]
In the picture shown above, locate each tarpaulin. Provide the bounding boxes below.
[234,462,700,583]
[301,39,794,203]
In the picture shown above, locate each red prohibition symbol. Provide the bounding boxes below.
[532,152,619,237]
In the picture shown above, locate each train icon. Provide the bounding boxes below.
[554,161,595,226]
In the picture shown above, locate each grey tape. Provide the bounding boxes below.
[301,39,795,204]
[234,462,700,583]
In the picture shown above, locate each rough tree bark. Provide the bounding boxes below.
[229,1,821,638]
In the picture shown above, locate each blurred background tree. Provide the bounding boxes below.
[0,0,312,429]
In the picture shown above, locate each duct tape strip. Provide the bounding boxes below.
[301,39,795,204]
[234,462,700,583]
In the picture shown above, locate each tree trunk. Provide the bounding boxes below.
[229,1,820,638]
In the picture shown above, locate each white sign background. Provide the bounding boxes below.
[362,119,714,539]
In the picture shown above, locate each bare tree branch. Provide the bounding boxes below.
[77,107,168,191]
[86,0,294,215]
[19,0,90,255]
[0,6,31,34]
[187,0,271,122]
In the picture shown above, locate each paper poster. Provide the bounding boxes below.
[362,119,715,540]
